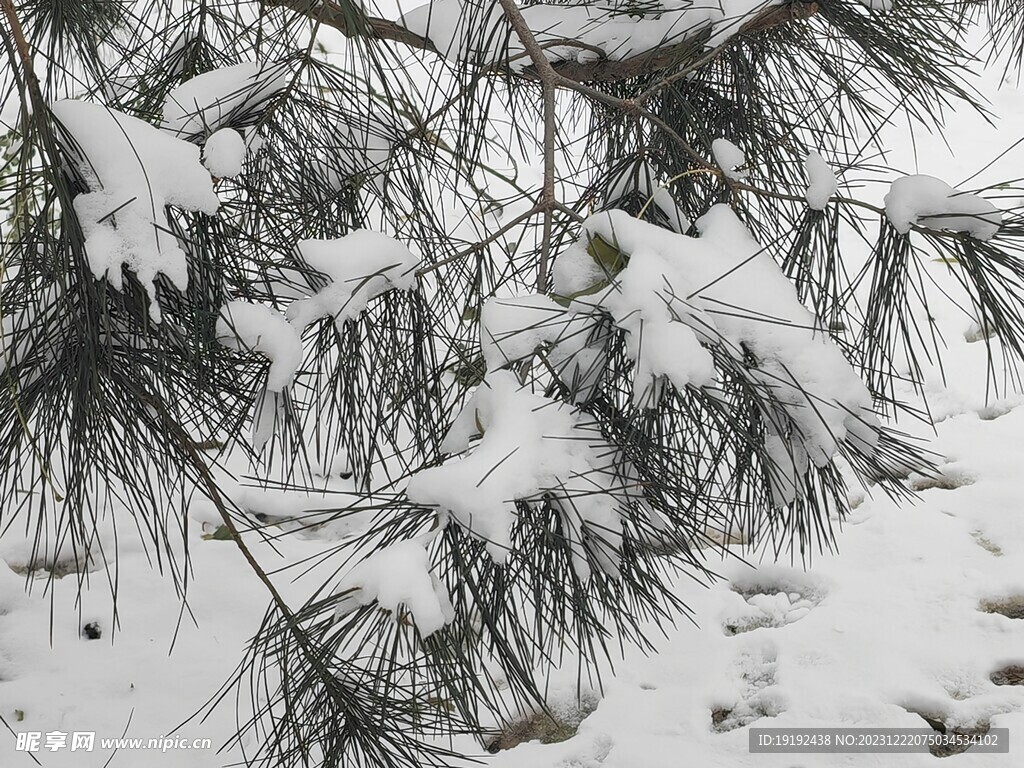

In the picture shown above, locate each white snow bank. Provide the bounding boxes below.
[162,61,289,139]
[884,174,1002,240]
[215,301,303,392]
[400,0,780,68]
[286,230,420,330]
[804,151,837,210]
[334,540,454,637]
[559,207,879,504]
[203,128,246,177]
[712,138,748,181]
[406,371,632,573]
[51,100,220,318]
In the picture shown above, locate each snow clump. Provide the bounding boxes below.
[334,539,454,637]
[162,61,289,139]
[51,100,220,319]
[286,230,420,330]
[884,174,1001,240]
[215,301,303,392]
[804,151,837,210]
[712,138,748,181]
[407,371,640,573]
[203,128,247,177]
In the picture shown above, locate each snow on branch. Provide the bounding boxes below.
[161,61,290,140]
[267,0,821,83]
[884,174,1002,240]
[216,301,304,392]
[406,371,647,575]
[334,539,455,637]
[286,230,420,330]
[51,100,221,320]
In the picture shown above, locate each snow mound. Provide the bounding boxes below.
[203,128,246,178]
[215,301,303,392]
[286,230,420,330]
[712,138,748,181]
[884,174,1002,240]
[335,540,454,637]
[51,100,220,318]
[162,61,290,139]
[804,151,837,210]
[400,0,781,68]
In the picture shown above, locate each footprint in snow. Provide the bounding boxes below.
[979,595,1024,620]
[990,665,1024,686]
[908,463,975,491]
[722,578,824,636]
[711,646,783,733]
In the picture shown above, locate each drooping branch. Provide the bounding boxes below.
[267,0,820,84]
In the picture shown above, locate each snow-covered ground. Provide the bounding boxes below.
[3,27,1024,768]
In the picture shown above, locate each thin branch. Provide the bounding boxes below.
[267,0,822,85]
[493,0,559,291]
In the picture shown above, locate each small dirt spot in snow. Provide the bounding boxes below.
[909,468,974,491]
[978,402,1017,421]
[979,596,1024,619]
[990,665,1024,686]
[905,708,991,758]
[970,531,1003,556]
[485,692,600,752]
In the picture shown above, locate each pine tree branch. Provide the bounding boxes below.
[493,0,559,291]
[266,0,820,84]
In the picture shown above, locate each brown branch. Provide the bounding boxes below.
[266,0,437,52]
[267,0,819,84]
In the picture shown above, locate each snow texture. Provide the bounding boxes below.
[334,540,454,637]
[712,138,748,181]
[407,371,632,573]
[203,128,246,178]
[286,230,420,330]
[558,207,878,505]
[885,174,1002,240]
[51,100,220,319]
[804,150,837,210]
[400,0,780,68]
[162,61,290,139]
[215,300,303,392]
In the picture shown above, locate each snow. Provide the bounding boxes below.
[406,371,630,572]
[884,174,1002,240]
[605,162,692,233]
[50,100,220,319]
[215,300,303,392]
[400,0,781,68]
[804,150,837,210]
[712,138,748,181]
[333,539,455,637]
[286,230,420,330]
[11,16,1024,768]
[480,294,583,372]
[161,61,290,139]
[559,207,877,501]
[202,128,246,178]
